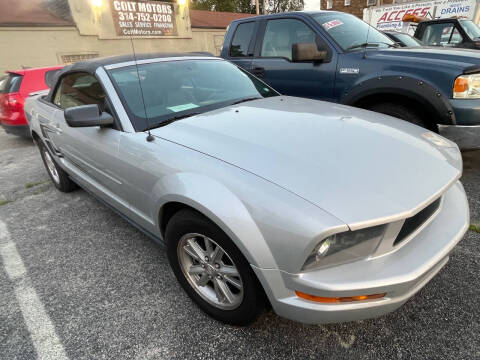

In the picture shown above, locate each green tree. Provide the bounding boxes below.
[267,0,304,13]
[190,0,237,12]
[190,0,303,13]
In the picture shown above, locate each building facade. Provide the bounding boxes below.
[0,0,253,73]
[321,0,395,18]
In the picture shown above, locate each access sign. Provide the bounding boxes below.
[363,0,477,32]
[110,0,177,36]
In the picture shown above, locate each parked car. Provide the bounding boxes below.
[413,18,480,50]
[0,66,63,137]
[25,53,469,326]
[221,11,480,150]
[383,30,422,47]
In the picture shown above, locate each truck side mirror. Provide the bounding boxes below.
[292,43,327,62]
[64,104,114,128]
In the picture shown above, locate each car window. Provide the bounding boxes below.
[261,19,317,60]
[108,59,279,131]
[420,23,464,46]
[395,33,421,47]
[230,22,255,57]
[53,72,106,110]
[0,73,23,94]
[460,20,480,40]
[44,69,61,89]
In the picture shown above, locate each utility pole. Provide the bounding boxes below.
[256,0,260,14]
[263,0,266,14]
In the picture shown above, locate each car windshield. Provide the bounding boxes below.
[108,59,278,131]
[460,20,480,40]
[312,12,395,51]
[395,33,422,47]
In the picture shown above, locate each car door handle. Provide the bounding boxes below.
[252,67,265,77]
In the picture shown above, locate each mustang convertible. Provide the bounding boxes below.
[25,54,469,326]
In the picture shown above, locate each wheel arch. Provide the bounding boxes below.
[342,76,456,127]
[154,173,278,270]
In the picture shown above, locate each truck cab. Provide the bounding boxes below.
[221,11,480,150]
[413,18,480,49]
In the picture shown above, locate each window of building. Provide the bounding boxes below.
[367,0,377,6]
[60,53,99,65]
[345,0,351,5]
[326,0,333,9]
[230,22,255,57]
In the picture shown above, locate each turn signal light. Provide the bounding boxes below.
[454,77,469,93]
[295,290,386,303]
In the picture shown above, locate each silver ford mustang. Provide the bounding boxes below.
[25,54,469,326]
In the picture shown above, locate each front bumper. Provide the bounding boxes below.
[438,124,480,150]
[253,181,469,324]
[1,123,30,138]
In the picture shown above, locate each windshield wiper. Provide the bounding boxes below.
[230,97,262,105]
[146,112,201,130]
[346,42,398,51]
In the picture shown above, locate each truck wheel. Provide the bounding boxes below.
[38,142,77,193]
[368,102,428,129]
[166,209,265,326]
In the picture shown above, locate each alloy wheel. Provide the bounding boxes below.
[44,149,60,184]
[177,233,244,310]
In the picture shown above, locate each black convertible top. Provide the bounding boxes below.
[46,52,215,101]
[61,52,216,74]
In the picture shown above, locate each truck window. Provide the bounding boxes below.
[230,22,255,57]
[420,23,464,46]
[53,72,106,111]
[261,19,316,61]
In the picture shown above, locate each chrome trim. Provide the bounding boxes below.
[104,56,221,70]
[95,67,135,133]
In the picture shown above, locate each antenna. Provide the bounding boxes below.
[129,36,155,142]
[363,10,372,59]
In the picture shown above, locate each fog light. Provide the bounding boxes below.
[317,238,331,258]
[295,290,386,303]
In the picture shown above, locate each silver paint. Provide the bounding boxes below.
[25,57,470,324]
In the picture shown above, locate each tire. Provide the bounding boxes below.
[166,209,265,326]
[368,102,429,129]
[38,141,77,193]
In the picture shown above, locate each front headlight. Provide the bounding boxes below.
[453,74,480,99]
[302,225,387,271]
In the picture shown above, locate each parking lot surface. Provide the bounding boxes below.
[0,130,479,360]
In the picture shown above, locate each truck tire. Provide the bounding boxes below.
[166,208,265,326]
[368,102,428,129]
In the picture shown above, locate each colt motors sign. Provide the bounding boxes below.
[363,0,477,31]
[110,0,177,36]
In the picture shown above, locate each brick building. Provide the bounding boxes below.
[321,0,395,18]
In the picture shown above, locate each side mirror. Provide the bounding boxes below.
[292,43,327,62]
[64,104,114,128]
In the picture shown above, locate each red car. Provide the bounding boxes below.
[0,66,63,137]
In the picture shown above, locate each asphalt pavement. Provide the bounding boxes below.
[0,130,479,359]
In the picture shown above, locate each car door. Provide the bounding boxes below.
[225,21,258,72]
[250,17,337,102]
[49,72,129,211]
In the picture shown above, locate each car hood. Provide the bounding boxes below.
[374,47,480,70]
[151,96,461,229]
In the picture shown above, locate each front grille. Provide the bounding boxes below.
[394,198,442,246]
